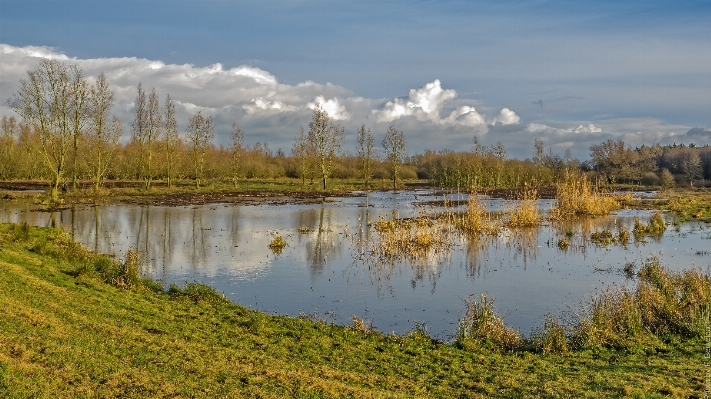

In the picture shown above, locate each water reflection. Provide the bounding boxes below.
[1,193,709,338]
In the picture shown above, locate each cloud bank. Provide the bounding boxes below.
[1,44,707,160]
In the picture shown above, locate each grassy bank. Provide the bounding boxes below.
[0,223,707,398]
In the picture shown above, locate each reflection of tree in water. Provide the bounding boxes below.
[189,206,210,270]
[304,206,341,275]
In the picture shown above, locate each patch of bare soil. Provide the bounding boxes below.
[120,190,358,206]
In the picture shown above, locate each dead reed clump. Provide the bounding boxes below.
[557,238,570,250]
[350,315,373,333]
[373,216,451,262]
[552,173,620,219]
[454,185,498,236]
[633,211,666,238]
[111,248,142,289]
[456,293,522,351]
[571,257,711,349]
[268,235,287,254]
[504,188,541,228]
[590,228,630,247]
[531,314,569,354]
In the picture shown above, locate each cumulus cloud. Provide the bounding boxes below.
[492,108,520,125]
[371,79,492,127]
[307,96,351,121]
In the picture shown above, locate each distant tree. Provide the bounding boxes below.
[10,59,87,201]
[533,138,545,167]
[186,111,214,188]
[292,127,314,187]
[86,73,122,190]
[163,94,178,187]
[145,88,161,188]
[382,125,407,189]
[659,168,675,190]
[0,116,18,179]
[308,104,344,190]
[356,124,376,189]
[230,122,244,187]
[131,83,148,181]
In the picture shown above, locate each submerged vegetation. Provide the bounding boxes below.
[0,223,705,397]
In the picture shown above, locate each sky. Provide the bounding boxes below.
[1,0,710,160]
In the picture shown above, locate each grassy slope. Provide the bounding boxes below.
[0,224,706,398]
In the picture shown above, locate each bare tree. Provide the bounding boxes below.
[186,110,214,188]
[382,125,406,189]
[10,59,87,201]
[292,127,314,187]
[356,124,376,190]
[145,88,161,188]
[131,83,148,181]
[68,65,89,189]
[163,94,178,187]
[87,73,122,190]
[308,104,344,190]
[230,122,244,187]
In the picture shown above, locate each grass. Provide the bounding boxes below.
[0,224,708,397]
[504,188,541,228]
[660,189,711,222]
[552,173,621,219]
[633,211,667,238]
[590,228,630,247]
[372,215,452,263]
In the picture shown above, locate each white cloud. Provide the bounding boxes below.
[445,106,486,126]
[492,108,520,125]
[307,96,351,121]
[373,80,468,124]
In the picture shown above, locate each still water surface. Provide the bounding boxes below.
[2,190,709,339]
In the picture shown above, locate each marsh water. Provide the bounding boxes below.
[2,190,709,339]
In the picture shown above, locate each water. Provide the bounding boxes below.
[2,190,709,339]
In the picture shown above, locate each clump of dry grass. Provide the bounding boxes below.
[572,257,710,348]
[454,185,499,236]
[531,314,569,354]
[552,173,620,219]
[590,228,630,247]
[505,188,541,228]
[373,216,451,262]
[557,238,570,250]
[111,248,142,289]
[633,211,666,238]
[456,293,521,351]
[268,235,287,254]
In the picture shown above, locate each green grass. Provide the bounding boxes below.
[0,223,707,398]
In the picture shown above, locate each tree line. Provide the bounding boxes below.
[3,59,710,197]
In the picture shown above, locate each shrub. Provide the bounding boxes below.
[552,173,620,219]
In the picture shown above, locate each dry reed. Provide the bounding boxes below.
[552,173,620,219]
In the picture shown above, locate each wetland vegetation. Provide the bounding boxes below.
[2,58,711,397]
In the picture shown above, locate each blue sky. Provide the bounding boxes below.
[1,0,710,159]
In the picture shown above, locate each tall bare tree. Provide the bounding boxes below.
[10,59,87,201]
[186,110,214,188]
[68,65,88,189]
[131,83,148,181]
[230,122,244,187]
[382,125,406,189]
[356,124,376,190]
[163,94,178,187]
[292,127,314,187]
[308,104,344,190]
[87,73,122,190]
[145,88,161,188]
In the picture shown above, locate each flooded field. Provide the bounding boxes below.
[2,190,709,339]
